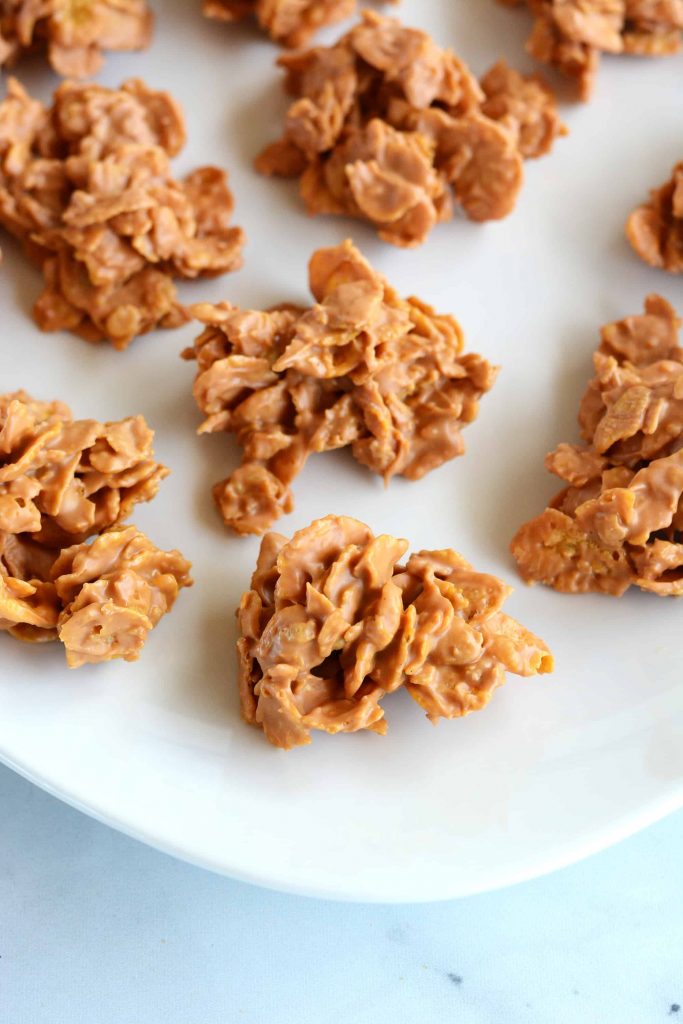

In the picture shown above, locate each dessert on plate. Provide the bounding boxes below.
[0,0,153,77]
[256,11,566,246]
[499,0,683,100]
[0,391,191,667]
[511,295,683,596]
[237,515,554,749]
[184,239,497,535]
[0,78,244,350]
[202,0,395,48]
[627,162,683,274]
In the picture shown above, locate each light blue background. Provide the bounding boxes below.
[1,765,681,1024]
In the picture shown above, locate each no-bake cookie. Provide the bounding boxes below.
[627,162,683,274]
[256,11,565,246]
[237,515,554,749]
[184,240,497,535]
[0,78,244,349]
[511,296,683,596]
[500,0,683,100]
[0,0,153,77]
[0,391,191,665]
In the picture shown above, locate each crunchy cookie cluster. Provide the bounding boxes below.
[256,11,565,247]
[0,0,153,77]
[237,515,554,749]
[627,162,683,274]
[0,78,244,349]
[184,240,498,535]
[511,295,683,596]
[203,0,392,48]
[500,0,683,99]
[0,391,191,666]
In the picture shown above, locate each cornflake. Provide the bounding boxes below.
[237,515,554,749]
[0,391,191,665]
[202,0,394,48]
[627,162,683,274]
[183,239,498,536]
[500,0,683,100]
[255,10,566,247]
[0,0,153,78]
[0,78,244,349]
[511,295,683,596]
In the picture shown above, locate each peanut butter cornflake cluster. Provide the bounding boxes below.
[203,0,395,48]
[500,0,683,100]
[0,392,191,667]
[184,240,498,536]
[511,296,683,596]
[0,0,153,78]
[238,515,554,750]
[627,162,683,275]
[256,11,566,248]
[0,78,244,350]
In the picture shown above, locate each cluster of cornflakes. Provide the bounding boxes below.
[512,296,683,596]
[0,391,191,666]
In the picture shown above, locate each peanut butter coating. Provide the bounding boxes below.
[511,296,683,596]
[255,10,565,247]
[0,392,191,665]
[0,78,244,348]
[203,0,389,48]
[0,0,153,78]
[238,515,554,749]
[500,1,683,100]
[627,162,683,274]
[184,240,498,536]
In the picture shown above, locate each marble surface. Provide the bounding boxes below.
[1,764,682,1024]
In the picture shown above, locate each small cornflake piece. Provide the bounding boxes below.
[0,78,244,349]
[184,240,498,536]
[256,10,565,246]
[627,162,683,274]
[0,391,192,665]
[237,515,553,749]
[0,0,153,77]
[500,0,683,99]
[511,295,683,596]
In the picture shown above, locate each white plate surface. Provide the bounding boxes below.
[1,1,682,903]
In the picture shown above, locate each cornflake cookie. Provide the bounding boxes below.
[0,78,244,350]
[184,239,498,536]
[511,295,683,596]
[203,0,395,48]
[0,0,153,78]
[237,515,554,749]
[627,162,683,274]
[255,11,566,247]
[500,0,683,100]
[0,391,191,666]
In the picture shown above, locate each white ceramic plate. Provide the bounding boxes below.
[1,1,682,903]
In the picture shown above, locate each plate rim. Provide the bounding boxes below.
[3,746,682,903]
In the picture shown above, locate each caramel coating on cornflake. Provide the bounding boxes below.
[203,0,395,48]
[500,0,683,100]
[255,10,565,247]
[511,295,683,596]
[627,162,683,274]
[0,392,191,664]
[0,78,244,349]
[0,0,153,78]
[184,240,498,536]
[237,515,553,749]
